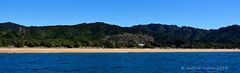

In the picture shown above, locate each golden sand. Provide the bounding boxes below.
[0,48,239,53]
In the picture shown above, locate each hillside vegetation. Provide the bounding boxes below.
[0,22,240,49]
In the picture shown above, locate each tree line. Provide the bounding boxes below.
[0,22,240,49]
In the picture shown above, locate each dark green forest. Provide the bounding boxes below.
[0,22,240,49]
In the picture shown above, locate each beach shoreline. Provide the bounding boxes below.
[0,48,240,53]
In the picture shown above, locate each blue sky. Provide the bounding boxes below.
[0,0,240,29]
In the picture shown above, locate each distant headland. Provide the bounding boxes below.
[0,22,240,49]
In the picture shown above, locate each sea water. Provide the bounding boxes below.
[0,52,239,73]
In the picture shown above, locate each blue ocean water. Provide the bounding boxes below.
[0,52,239,73]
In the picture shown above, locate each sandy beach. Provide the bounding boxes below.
[0,48,239,53]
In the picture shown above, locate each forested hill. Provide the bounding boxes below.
[0,22,240,49]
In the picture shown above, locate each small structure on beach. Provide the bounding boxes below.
[138,43,145,48]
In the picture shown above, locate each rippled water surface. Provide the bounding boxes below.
[0,52,239,73]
